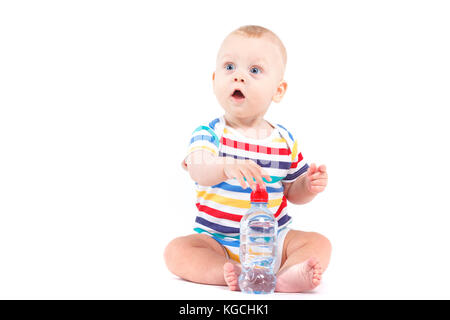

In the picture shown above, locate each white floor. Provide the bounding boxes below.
[154,228,450,300]
[156,254,332,300]
[159,274,331,300]
[157,258,450,300]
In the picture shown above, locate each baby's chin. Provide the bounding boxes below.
[222,103,269,119]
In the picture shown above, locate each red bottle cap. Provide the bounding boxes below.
[250,184,268,203]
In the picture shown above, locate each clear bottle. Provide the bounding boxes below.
[238,184,277,294]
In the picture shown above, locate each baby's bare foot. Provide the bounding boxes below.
[223,262,241,291]
[275,257,323,293]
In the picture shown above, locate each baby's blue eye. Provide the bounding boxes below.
[225,63,235,71]
[250,66,261,74]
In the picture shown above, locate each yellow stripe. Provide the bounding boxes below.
[223,127,231,134]
[271,137,286,143]
[249,248,267,255]
[291,140,298,161]
[196,191,282,209]
[224,247,240,263]
[188,145,218,155]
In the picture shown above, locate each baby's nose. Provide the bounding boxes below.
[234,77,245,83]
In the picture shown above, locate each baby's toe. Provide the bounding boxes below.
[223,262,235,274]
[312,277,321,286]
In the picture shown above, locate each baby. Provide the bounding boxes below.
[164,25,331,293]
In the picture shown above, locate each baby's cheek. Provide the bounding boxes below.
[216,85,229,100]
[254,89,275,105]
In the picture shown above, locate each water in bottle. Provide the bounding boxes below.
[238,184,277,294]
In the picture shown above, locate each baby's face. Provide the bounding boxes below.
[213,34,286,121]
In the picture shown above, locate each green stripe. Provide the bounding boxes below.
[194,227,240,240]
[244,176,283,184]
[266,176,282,184]
[192,126,219,148]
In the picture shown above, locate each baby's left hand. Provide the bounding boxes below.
[305,163,328,194]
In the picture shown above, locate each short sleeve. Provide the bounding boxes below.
[181,124,220,170]
[282,138,309,183]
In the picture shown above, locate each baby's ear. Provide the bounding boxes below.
[272,80,288,103]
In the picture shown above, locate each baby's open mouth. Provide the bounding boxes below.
[231,89,245,99]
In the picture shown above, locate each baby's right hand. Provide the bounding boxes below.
[223,158,272,190]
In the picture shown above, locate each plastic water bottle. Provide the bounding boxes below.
[238,184,277,294]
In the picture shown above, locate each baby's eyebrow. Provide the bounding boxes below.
[252,57,268,65]
[219,55,268,66]
[219,54,235,61]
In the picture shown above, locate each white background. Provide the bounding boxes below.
[1,0,449,299]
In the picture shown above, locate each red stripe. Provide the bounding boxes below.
[290,152,304,169]
[221,137,289,155]
[274,196,287,218]
[196,195,288,222]
[196,203,243,222]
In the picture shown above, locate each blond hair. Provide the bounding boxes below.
[230,25,287,68]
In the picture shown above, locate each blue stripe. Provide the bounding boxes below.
[192,126,219,147]
[218,151,291,169]
[276,124,294,141]
[277,214,291,227]
[197,215,292,238]
[209,118,220,130]
[284,163,309,181]
[211,181,284,193]
[190,134,217,145]
[213,237,240,248]
[194,227,240,240]
[194,227,240,247]
[196,216,292,239]
[196,216,239,234]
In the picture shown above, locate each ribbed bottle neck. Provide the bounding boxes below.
[250,202,268,207]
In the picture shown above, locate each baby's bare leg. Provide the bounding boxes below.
[164,234,231,285]
[275,230,332,293]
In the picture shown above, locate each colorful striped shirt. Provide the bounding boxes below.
[182,115,309,247]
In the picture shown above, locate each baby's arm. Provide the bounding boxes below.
[284,163,328,205]
[185,150,228,186]
[185,150,271,190]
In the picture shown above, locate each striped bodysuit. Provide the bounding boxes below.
[182,115,309,264]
